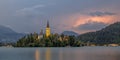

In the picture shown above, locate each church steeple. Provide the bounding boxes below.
[46,20,51,37]
[40,29,43,35]
[47,20,49,28]
[38,29,43,39]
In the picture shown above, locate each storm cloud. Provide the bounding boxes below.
[0,0,119,33]
[89,11,116,17]
[76,21,107,31]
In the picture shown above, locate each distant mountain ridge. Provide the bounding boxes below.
[62,31,79,36]
[0,25,25,43]
[0,25,16,34]
[78,22,120,44]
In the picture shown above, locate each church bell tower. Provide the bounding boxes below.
[45,20,51,37]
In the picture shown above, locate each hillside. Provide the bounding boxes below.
[78,22,120,44]
[62,31,79,36]
[0,25,25,43]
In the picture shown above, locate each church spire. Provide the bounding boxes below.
[47,20,49,28]
[40,29,43,35]
[46,20,51,37]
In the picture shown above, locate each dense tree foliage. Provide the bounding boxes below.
[16,33,81,47]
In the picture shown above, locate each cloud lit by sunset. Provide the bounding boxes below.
[74,14,117,27]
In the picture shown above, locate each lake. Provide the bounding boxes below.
[0,47,120,60]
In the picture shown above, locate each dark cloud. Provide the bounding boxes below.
[0,0,119,33]
[89,11,116,17]
[75,21,107,31]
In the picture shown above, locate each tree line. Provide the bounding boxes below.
[16,33,81,47]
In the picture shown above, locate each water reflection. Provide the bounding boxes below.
[33,47,120,60]
[59,49,63,60]
[35,48,51,60]
[35,49,40,60]
[45,48,51,60]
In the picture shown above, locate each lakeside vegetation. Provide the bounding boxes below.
[16,33,81,47]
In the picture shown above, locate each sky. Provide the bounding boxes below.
[0,0,120,34]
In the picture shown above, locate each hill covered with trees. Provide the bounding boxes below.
[62,31,79,36]
[0,25,25,43]
[78,22,120,45]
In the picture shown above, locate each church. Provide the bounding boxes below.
[38,21,51,39]
[45,21,51,37]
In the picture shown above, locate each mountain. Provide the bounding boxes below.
[0,25,25,43]
[62,31,79,36]
[0,25,16,34]
[78,22,120,44]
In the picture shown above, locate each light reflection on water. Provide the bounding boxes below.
[59,49,63,60]
[34,47,120,60]
[0,47,120,60]
[45,48,51,60]
[35,48,51,60]
[35,49,40,60]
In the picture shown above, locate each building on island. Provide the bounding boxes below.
[38,29,43,39]
[38,20,51,39]
[45,20,51,37]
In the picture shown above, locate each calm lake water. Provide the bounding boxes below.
[0,47,120,60]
